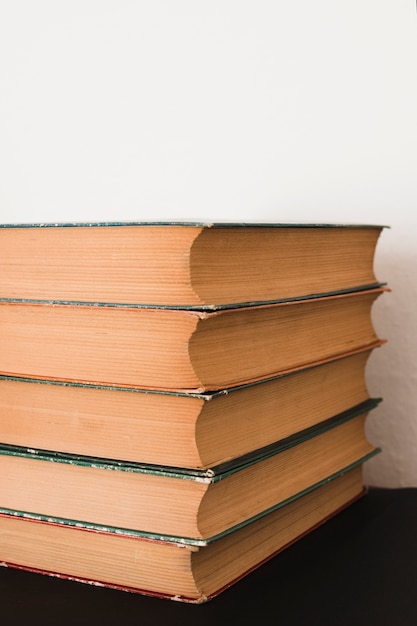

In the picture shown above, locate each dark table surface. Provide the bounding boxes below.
[1,487,416,626]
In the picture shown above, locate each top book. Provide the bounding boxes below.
[0,222,386,309]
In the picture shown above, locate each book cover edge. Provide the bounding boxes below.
[0,282,389,311]
[0,221,390,229]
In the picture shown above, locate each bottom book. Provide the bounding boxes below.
[0,465,366,603]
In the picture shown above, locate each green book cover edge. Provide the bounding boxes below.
[0,221,390,229]
[0,283,388,311]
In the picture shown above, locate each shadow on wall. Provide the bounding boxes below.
[364,226,417,487]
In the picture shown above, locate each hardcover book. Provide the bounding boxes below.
[0,287,386,391]
[0,222,386,308]
[0,347,382,468]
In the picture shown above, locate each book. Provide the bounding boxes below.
[0,465,368,603]
[0,222,386,308]
[0,287,386,391]
[0,401,380,542]
[0,346,382,468]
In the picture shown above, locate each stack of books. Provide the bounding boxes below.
[0,222,388,603]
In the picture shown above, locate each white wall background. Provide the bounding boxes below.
[1,1,416,486]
